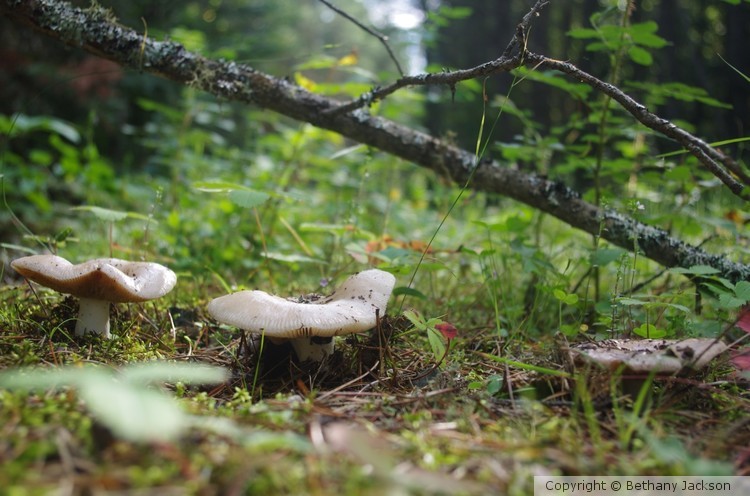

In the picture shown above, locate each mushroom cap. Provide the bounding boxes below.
[208,269,396,338]
[571,338,728,374]
[11,254,177,303]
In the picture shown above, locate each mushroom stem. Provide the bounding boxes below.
[75,298,112,338]
[290,337,335,362]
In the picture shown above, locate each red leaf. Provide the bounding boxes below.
[737,306,750,334]
[731,348,750,371]
[435,322,458,340]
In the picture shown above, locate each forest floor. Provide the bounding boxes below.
[1,286,749,495]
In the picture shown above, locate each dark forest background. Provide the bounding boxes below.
[2,0,748,163]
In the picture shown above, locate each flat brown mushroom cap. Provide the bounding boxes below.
[571,338,728,374]
[208,269,396,338]
[11,254,177,303]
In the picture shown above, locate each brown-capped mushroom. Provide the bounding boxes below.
[571,338,728,374]
[570,338,728,404]
[11,254,177,339]
[208,269,396,361]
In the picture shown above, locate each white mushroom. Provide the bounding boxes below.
[208,269,396,362]
[11,254,177,339]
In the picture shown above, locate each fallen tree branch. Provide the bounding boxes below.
[2,0,749,283]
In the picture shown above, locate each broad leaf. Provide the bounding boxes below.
[228,189,270,208]
[633,323,667,339]
[71,205,151,223]
[628,45,653,66]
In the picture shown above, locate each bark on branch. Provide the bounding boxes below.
[2,0,749,283]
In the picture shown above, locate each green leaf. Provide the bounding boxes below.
[560,324,580,337]
[54,227,74,243]
[734,281,750,301]
[403,310,426,330]
[585,41,609,53]
[590,247,625,267]
[0,367,91,390]
[71,205,127,222]
[79,378,186,442]
[629,21,668,48]
[194,181,271,208]
[378,247,413,261]
[392,286,427,299]
[553,289,579,305]
[719,292,746,309]
[228,189,270,208]
[169,27,207,52]
[1,114,80,142]
[486,375,503,395]
[427,327,446,362]
[567,27,599,39]
[628,45,653,66]
[633,323,667,339]
[0,363,230,443]
[669,265,721,276]
[663,303,692,314]
[120,362,229,385]
[71,205,152,223]
[664,165,693,181]
[0,243,37,255]
[627,81,732,109]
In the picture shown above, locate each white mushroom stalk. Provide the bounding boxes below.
[208,269,396,362]
[76,297,113,337]
[11,255,177,339]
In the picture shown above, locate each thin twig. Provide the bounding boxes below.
[21,279,50,318]
[524,53,750,200]
[504,0,551,57]
[324,55,521,116]
[324,0,551,116]
[316,0,404,76]
[316,360,381,401]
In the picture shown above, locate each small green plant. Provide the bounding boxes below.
[0,362,228,442]
[402,310,454,366]
[553,287,580,336]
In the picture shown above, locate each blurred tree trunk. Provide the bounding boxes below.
[724,2,750,141]
[422,0,749,153]
[2,0,749,283]
[420,0,519,150]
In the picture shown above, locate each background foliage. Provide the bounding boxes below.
[1,0,750,492]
